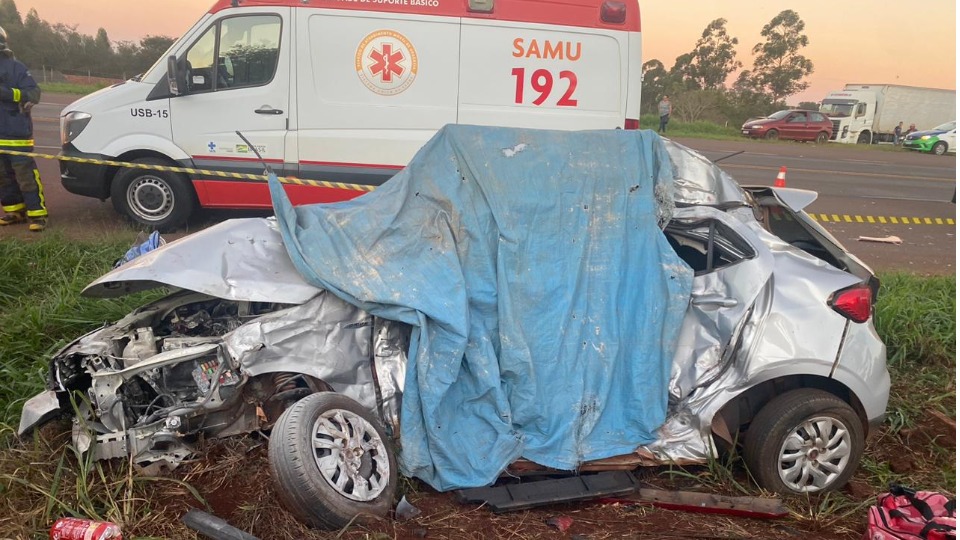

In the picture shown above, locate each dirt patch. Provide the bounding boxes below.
[5,417,955,540]
[112,436,912,540]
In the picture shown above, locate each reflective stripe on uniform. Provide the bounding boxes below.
[0,139,33,146]
[12,88,20,103]
[2,202,25,212]
[27,167,46,216]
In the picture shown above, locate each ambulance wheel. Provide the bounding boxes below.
[932,141,948,156]
[743,389,864,494]
[111,157,196,232]
[269,392,397,530]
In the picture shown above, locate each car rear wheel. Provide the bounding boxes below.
[932,141,948,155]
[815,132,829,144]
[110,157,196,232]
[743,389,864,494]
[269,392,397,529]
[764,129,779,140]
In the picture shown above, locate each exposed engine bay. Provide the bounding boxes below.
[43,290,409,474]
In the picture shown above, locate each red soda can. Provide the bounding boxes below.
[50,517,122,540]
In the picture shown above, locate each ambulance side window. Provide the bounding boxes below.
[185,26,217,93]
[218,16,281,89]
[182,15,281,94]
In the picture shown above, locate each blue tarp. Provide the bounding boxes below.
[270,126,694,491]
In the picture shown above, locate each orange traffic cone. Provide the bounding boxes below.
[774,166,787,187]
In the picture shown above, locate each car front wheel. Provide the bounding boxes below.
[764,129,779,140]
[269,392,397,529]
[743,389,864,494]
[932,141,949,155]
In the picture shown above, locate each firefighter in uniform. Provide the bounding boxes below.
[0,26,46,231]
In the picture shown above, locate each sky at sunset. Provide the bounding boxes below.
[13,0,959,104]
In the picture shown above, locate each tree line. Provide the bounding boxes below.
[0,0,174,81]
[641,10,818,126]
[0,0,814,126]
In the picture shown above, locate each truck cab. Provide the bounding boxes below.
[819,89,876,144]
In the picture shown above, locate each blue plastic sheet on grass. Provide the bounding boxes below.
[270,125,694,491]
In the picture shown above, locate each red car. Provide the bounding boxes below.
[741,109,834,143]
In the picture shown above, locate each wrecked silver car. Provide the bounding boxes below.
[19,132,890,530]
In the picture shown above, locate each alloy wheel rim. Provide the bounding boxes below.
[777,415,851,492]
[312,408,389,502]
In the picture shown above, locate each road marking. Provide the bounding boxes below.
[808,214,954,226]
[724,163,955,183]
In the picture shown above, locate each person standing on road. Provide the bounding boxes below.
[0,26,46,232]
[658,95,672,134]
[894,122,903,145]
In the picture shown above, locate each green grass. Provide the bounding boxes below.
[0,232,158,427]
[39,82,113,95]
[640,113,743,140]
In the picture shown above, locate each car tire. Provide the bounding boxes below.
[764,129,779,140]
[933,141,948,156]
[815,132,829,144]
[110,157,196,232]
[856,131,871,144]
[268,392,397,530]
[743,388,864,495]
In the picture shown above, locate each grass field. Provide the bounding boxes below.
[39,81,112,95]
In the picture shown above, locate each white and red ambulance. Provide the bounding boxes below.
[59,0,642,230]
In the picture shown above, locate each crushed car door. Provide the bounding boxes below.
[666,206,774,401]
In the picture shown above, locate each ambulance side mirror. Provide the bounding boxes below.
[167,56,183,96]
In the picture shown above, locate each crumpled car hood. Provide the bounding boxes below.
[83,218,324,304]
[85,138,743,304]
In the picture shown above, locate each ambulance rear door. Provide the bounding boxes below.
[458,16,629,130]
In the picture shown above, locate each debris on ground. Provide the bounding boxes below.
[181,509,260,540]
[455,471,640,513]
[545,515,575,532]
[858,235,903,244]
[621,488,788,519]
[395,496,422,521]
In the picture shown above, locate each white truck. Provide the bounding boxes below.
[818,84,956,145]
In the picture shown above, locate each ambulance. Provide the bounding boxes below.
[59,0,642,230]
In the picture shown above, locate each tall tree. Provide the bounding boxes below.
[640,59,670,114]
[137,35,176,69]
[0,0,21,31]
[749,10,814,102]
[674,18,742,90]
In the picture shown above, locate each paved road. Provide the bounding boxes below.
[670,137,956,275]
[7,95,957,275]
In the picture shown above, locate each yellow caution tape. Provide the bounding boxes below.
[0,147,376,193]
[2,147,953,225]
[809,213,954,226]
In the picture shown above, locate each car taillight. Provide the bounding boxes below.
[829,284,872,323]
[601,1,627,23]
[624,119,639,130]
